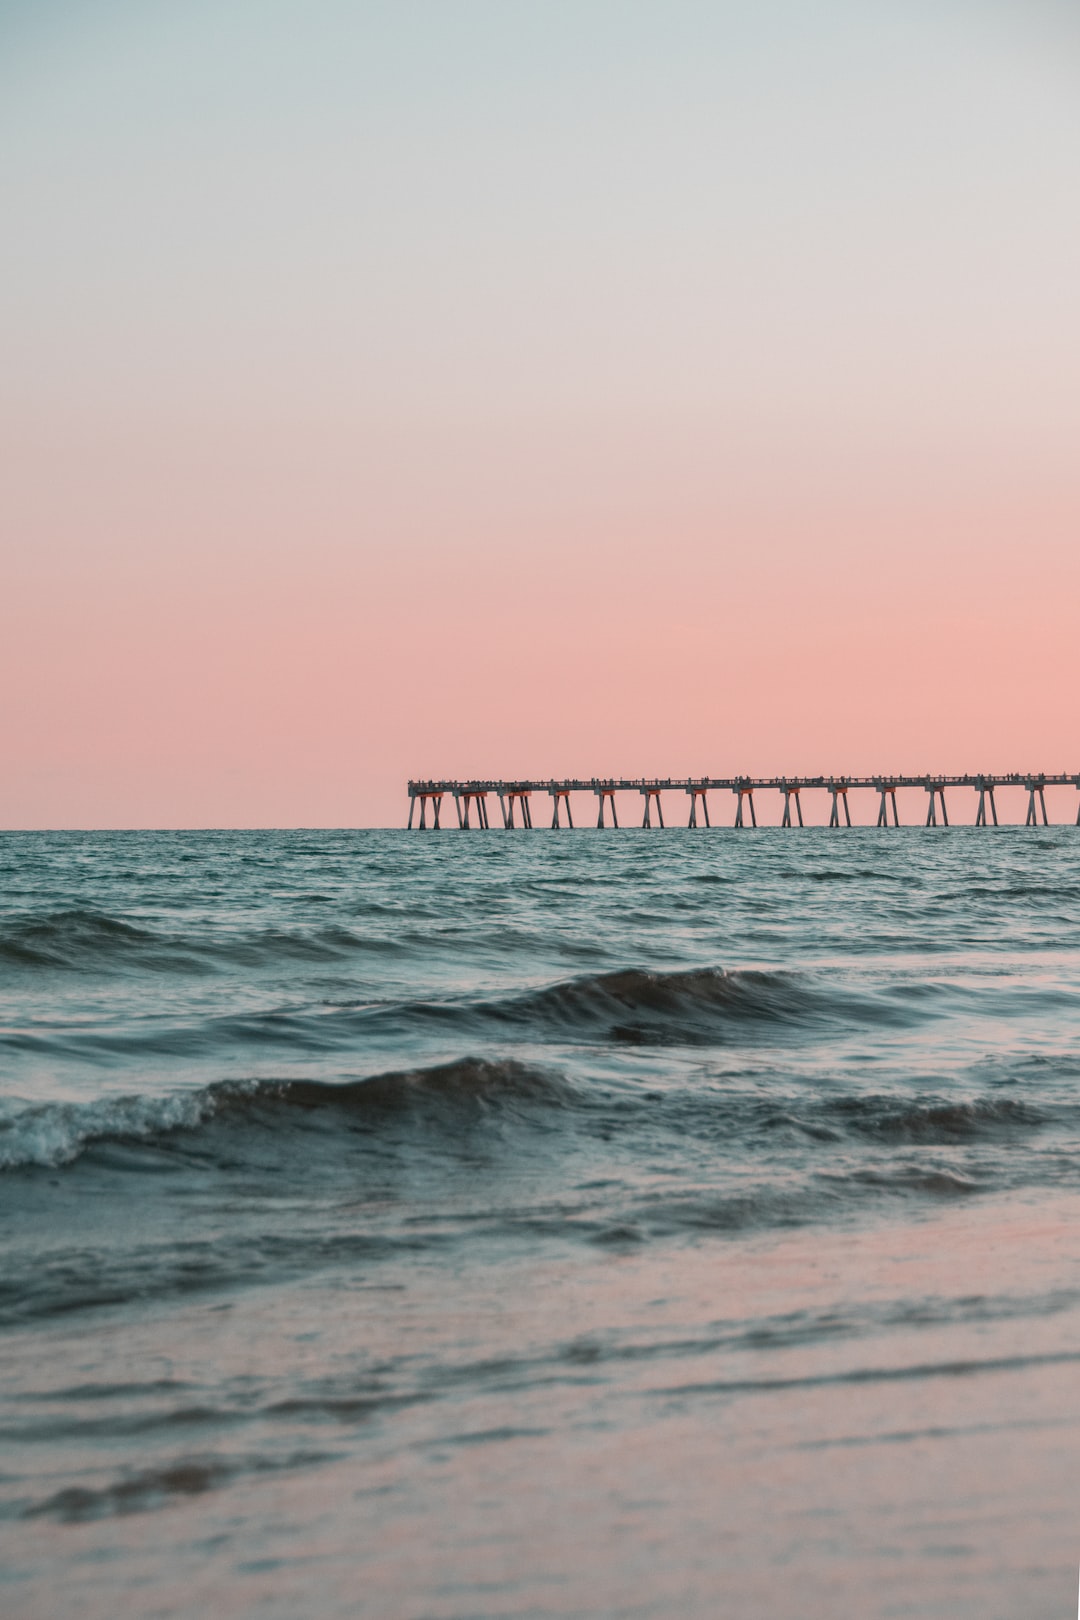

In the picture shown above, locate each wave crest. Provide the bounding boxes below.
[0,1058,573,1171]
[489,965,851,1044]
[0,908,397,977]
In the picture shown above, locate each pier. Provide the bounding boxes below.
[407,775,1080,829]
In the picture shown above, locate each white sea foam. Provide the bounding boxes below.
[0,1090,214,1170]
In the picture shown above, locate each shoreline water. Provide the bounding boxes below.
[2,829,1078,1617]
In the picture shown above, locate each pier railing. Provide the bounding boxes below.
[406,775,1080,829]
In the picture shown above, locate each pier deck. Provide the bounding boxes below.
[406,775,1080,829]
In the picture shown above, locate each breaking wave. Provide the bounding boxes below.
[0,1058,574,1171]
[0,1058,1063,1178]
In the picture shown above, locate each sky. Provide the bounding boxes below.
[2,0,1078,827]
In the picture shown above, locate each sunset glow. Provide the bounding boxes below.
[3,1,1079,826]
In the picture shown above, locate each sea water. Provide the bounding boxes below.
[1,827,1079,1618]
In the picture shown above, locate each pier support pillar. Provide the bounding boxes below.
[499,791,531,828]
[780,787,804,827]
[549,789,573,828]
[924,784,948,827]
[457,791,488,829]
[594,788,619,828]
[1025,780,1048,826]
[686,787,711,827]
[875,784,900,826]
[975,781,999,827]
[640,788,665,828]
[733,784,757,828]
[412,792,442,830]
[828,785,852,827]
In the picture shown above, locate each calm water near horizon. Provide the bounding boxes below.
[1,827,1079,1618]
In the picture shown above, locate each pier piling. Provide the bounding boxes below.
[780,784,804,827]
[641,786,665,828]
[924,782,949,827]
[1025,778,1049,826]
[874,782,900,826]
[828,782,852,828]
[733,781,757,828]
[594,786,619,829]
[974,779,999,827]
[686,786,711,828]
[549,787,574,828]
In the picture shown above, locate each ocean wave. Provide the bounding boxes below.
[0,1058,573,1171]
[0,1089,216,1170]
[0,963,924,1065]
[818,1094,1045,1141]
[1,1055,1064,1176]
[0,908,403,977]
[21,1449,332,1523]
[495,966,841,1042]
[9,958,1072,1070]
[352,965,918,1049]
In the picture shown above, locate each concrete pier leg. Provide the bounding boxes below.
[419,797,427,830]
[926,791,936,827]
[642,793,651,828]
[891,791,900,826]
[843,793,852,826]
[1039,788,1049,825]
[976,790,985,826]
[796,794,803,827]
[829,792,839,828]
[551,795,560,829]
[877,792,886,827]
[1026,790,1036,826]
[748,794,757,828]
[611,795,619,828]
[989,789,998,826]
[657,795,665,828]
[408,796,416,830]
[782,793,791,828]
[433,795,443,830]
[596,794,605,829]
[688,794,697,829]
[734,796,744,828]
[704,795,711,827]
[940,791,949,828]
[566,797,573,828]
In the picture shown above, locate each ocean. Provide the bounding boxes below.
[1,827,1078,1618]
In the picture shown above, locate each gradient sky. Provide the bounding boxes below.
[2,0,1079,826]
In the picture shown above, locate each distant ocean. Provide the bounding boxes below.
[2,828,1079,1618]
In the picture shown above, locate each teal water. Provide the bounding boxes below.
[1,829,1079,1617]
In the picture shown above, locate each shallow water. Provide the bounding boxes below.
[1,827,1079,1617]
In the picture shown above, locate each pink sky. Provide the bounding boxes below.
[2,2,1078,827]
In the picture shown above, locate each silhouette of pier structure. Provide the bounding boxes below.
[407,775,1079,829]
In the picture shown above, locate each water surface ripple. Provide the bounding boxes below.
[1,829,1079,1619]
